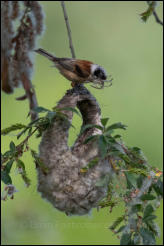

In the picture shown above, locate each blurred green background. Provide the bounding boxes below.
[1,1,163,245]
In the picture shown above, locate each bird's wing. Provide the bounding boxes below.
[59,59,92,78]
[58,58,76,72]
[75,60,92,78]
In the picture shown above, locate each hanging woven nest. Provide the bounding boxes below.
[37,85,113,215]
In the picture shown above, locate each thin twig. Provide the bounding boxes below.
[146,1,163,26]
[17,127,38,149]
[1,127,38,165]
[60,1,76,58]
[152,10,163,25]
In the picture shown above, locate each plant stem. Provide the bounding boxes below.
[60,1,76,58]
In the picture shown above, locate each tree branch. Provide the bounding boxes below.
[60,1,76,58]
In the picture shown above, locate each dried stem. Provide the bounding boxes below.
[61,1,76,58]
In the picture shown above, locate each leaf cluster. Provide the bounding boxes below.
[1,110,163,245]
[81,117,163,245]
[1,106,77,194]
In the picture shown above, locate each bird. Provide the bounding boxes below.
[35,48,112,88]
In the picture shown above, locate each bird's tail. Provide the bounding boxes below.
[35,48,59,62]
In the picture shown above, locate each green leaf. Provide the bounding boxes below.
[108,150,121,157]
[98,135,108,159]
[31,149,49,174]
[4,159,14,173]
[87,157,99,168]
[112,143,126,154]
[113,134,122,139]
[115,225,126,234]
[119,154,131,164]
[146,221,160,237]
[101,117,109,127]
[105,122,127,132]
[109,215,125,230]
[152,179,163,196]
[3,150,12,158]
[81,124,103,135]
[143,204,154,219]
[21,173,31,187]
[57,107,81,117]
[99,199,117,209]
[137,175,145,188]
[1,124,26,135]
[139,227,156,245]
[70,123,76,130]
[140,194,156,201]
[140,2,155,23]
[143,215,157,223]
[124,172,136,189]
[16,159,31,186]
[83,135,98,144]
[120,233,132,245]
[132,146,141,153]
[16,159,25,170]
[32,106,50,113]
[105,135,116,143]
[10,141,16,152]
[46,111,56,122]
[131,204,142,213]
[104,129,114,136]
[28,127,32,135]
[1,170,12,184]
[127,168,148,176]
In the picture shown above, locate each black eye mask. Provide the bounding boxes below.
[94,68,107,80]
